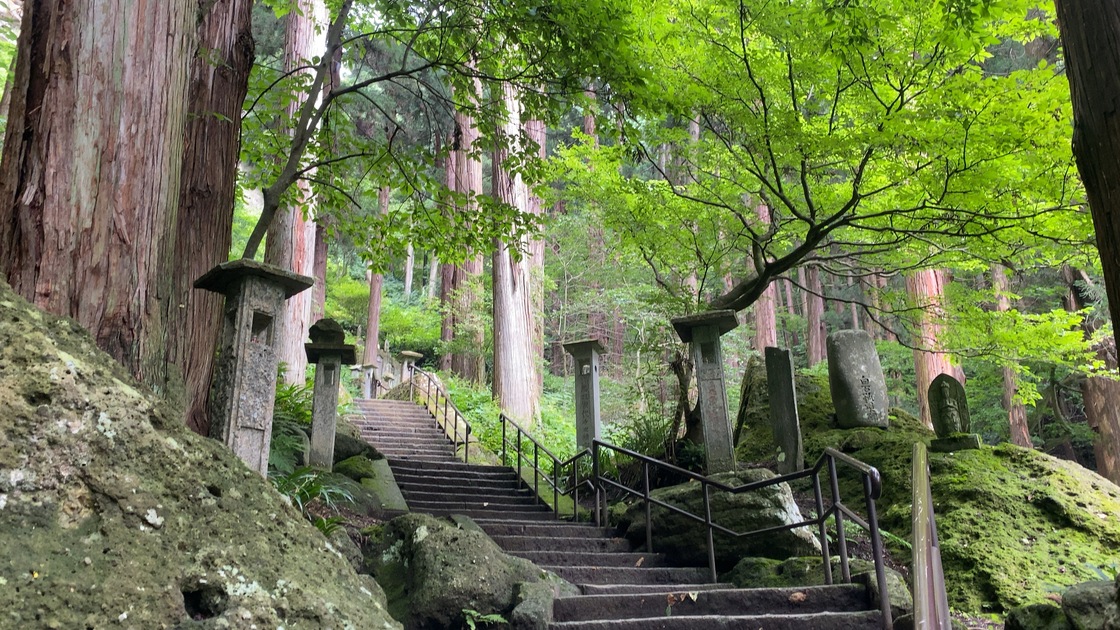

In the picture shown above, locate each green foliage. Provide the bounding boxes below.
[313,515,347,537]
[461,608,506,630]
[270,466,354,518]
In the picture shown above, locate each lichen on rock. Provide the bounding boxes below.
[0,280,401,629]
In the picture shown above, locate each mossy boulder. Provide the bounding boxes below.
[334,454,381,480]
[619,468,821,571]
[736,368,1120,614]
[370,513,576,629]
[0,281,400,629]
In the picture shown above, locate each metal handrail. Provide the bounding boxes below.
[407,365,473,465]
[912,443,951,629]
[500,413,594,520]
[593,440,893,630]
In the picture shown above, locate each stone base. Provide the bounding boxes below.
[930,433,982,453]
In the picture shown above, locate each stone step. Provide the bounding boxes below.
[577,583,734,596]
[375,448,457,458]
[490,535,632,554]
[411,507,561,521]
[405,497,546,512]
[513,551,669,568]
[548,611,882,629]
[552,584,870,622]
[401,487,537,503]
[355,420,442,431]
[393,474,524,493]
[388,459,513,475]
[541,566,711,586]
[384,455,460,463]
[472,520,611,539]
[359,428,449,439]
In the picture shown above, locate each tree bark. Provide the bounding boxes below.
[752,208,778,353]
[992,263,1032,447]
[0,0,194,390]
[801,265,827,366]
[363,186,390,365]
[265,0,325,384]
[172,0,255,435]
[403,242,415,301]
[427,253,439,299]
[906,268,960,430]
[492,84,541,425]
[1054,0,1120,331]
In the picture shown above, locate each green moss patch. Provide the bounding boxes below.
[736,368,1120,613]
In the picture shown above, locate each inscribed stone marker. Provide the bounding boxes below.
[928,373,970,437]
[305,318,358,469]
[826,330,889,429]
[564,338,605,450]
[195,259,314,475]
[672,310,740,473]
[765,347,804,473]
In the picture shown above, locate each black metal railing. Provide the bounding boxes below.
[593,441,893,630]
[499,413,593,520]
[407,365,472,464]
[912,442,951,629]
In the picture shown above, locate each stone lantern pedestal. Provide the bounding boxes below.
[563,338,606,450]
[305,319,357,469]
[195,260,314,476]
[671,310,740,473]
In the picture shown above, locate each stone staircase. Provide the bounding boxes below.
[353,398,884,629]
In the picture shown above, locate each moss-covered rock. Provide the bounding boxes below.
[0,281,400,629]
[620,468,821,571]
[334,454,381,480]
[370,513,572,629]
[736,368,1120,614]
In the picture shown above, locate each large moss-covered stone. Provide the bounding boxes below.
[1062,580,1117,630]
[335,432,382,462]
[1006,604,1073,630]
[620,468,821,570]
[370,513,572,629]
[736,369,1120,614]
[0,281,400,629]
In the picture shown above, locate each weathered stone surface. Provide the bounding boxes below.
[672,310,740,473]
[1063,580,1117,630]
[766,347,804,473]
[1106,574,1120,630]
[723,555,912,620]
[309,318,347,344]
[370,513,569,629]
[929,373,970,437]
[335,454,382,480]
[621,469,821,570]
[930,433,982,453]
[0,280,399,629]
[826,330,890,429]
[509,574,581,630]
[564,338,605,450]
[1006,604,1074,630]
[335,431,383,462]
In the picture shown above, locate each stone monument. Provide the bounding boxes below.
[399,350,423,382]
[928,373,981,452]
[195,259,314,475]
[671,310,740,473]
[305,319,357,469]
[564,338,605,450]
[826,330,889,429]
[765,347,804,474]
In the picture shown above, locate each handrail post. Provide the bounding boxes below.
[553,463,560,520]
[828,455,851,582]
[534,443,540,504]
[865,473,893,630]
[813,469,834,585]
[465,424,471,465]
[501,418,507,467]
[574,457,581,521]
[592,444,601,527]
[408,366,414,400]
[517,430,523,491]
[643,461,653,553]
[703,481,717,583]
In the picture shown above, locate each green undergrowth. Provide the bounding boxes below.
[736,367,1120,614]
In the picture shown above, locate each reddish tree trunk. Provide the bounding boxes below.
[906,269,961,430]
[992,264,1032,446]
[753,205,778,352]
[0,0,194,389]
[265,0,324,384]
[801,265,827,366]
[172,0,255,434]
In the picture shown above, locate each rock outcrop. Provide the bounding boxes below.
[619,468,821,570]
[0,281,401,629]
